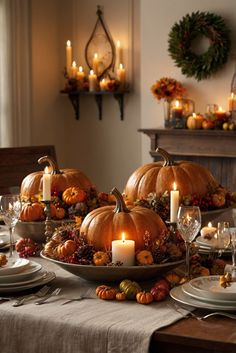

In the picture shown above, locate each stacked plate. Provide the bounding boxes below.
[170,275,236,311]
[0,258,56,293]
[195,234,232,255]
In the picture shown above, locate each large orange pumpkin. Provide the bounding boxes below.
[124,147,219,203]
[20,155,94,200]
[80,187,167,251]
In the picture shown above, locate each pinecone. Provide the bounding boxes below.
[152,244,168,264]
[77,244,95,263]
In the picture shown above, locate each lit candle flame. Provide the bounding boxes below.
[79,66,83,72]
[90,69,94,75]
[175,100,180,108]
[117,40,121,48]
[44,166,50,174]
[193,113,196,118]
[72,61,76,68]
[208,222,212,228]
[119,63,123,70]
[94,52,98,59]
[66,40,71,47]
[173,182,177,191]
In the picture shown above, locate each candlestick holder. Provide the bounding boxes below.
[166,220,177,235]
[43,200,53,242]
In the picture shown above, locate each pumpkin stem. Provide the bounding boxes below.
[155,147,174,166]
[38,155,61,174]
[111,187,130,213]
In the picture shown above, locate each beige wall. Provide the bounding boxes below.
[141,0,236,163]
[31,0,141,193]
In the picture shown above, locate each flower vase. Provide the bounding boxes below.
[163,101,171,128]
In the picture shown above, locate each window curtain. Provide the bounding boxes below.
[0,0,31,147]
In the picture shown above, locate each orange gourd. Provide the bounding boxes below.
[124,147,219,203]
[80,188,167,251]
[93,251,110,266]
[57,240,77,258]
[136,291,154,304]
[20,202,45,222]
[96,285,117,300]
[62,187,87,205]
[20,155,93,200]
[136,250,154,265]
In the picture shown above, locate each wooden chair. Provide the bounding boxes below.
[0,145,57,195]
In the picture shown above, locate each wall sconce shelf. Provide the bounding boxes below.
[62,91,128,121]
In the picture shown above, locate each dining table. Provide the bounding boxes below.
[0,254,236,353]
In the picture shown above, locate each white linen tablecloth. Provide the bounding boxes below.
[0,257,190,353]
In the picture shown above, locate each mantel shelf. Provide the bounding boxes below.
[139,127,236,191]
[61,90,129,120]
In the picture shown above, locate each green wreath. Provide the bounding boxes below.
[168,11,231,81]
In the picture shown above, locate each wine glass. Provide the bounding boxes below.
[177,206,201,279]
[0,194,21,258]
[214,222,231,255]
[230,229,236,279]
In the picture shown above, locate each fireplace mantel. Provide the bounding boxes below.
[139,128,236,191]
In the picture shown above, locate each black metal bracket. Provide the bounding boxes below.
[64,91,127,121]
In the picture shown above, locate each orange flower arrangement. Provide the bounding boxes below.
[151,77,186,102]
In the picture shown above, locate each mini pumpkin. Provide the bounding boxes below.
[0,254,7,267]
[62,187,87,205]
[80,187,167,251]
[136,291,153,305]
[56,239,77,258]
[93,251,110,266]
[119,279,141,300]
[20,202,45,222]
[43,240,58,259]
[186,113,204,129]
[55,207,66,220]
[136,250,154,265]
[124,147,219,203]
[96,285,117,300]
[116,292,126,301]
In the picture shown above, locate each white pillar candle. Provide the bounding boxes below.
[170,182,179,223]
[76,66,85,81]
[71,61,77,79]
[116,40,122,69]
[112,232,135,266]
[200,222,217,239]
[93,53,99,75]
[88,70,97,92]
[99,78,107,91]
[42,166,51,201]
[117,63,126,88]
[66,40,72,75]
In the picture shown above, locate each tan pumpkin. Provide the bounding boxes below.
[80,188,167,251]
[124,147,219,203]
[20,155,93,200]
[20,202,45,222]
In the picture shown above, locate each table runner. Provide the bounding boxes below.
[0,258,190,353]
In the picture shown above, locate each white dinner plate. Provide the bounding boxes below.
[0,271,56,293]
[182,282,236,305]
[189,276,236,301]
[0,258,30,276]
[170,285,236,311]
[0,261,42,283]
[0,270,48,287]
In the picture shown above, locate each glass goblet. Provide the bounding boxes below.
[177,206,201,279]
[230,228,236,279]
[0,194,21,258]
[214,222,230,256]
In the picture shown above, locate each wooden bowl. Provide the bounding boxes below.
[40,251,184,282]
